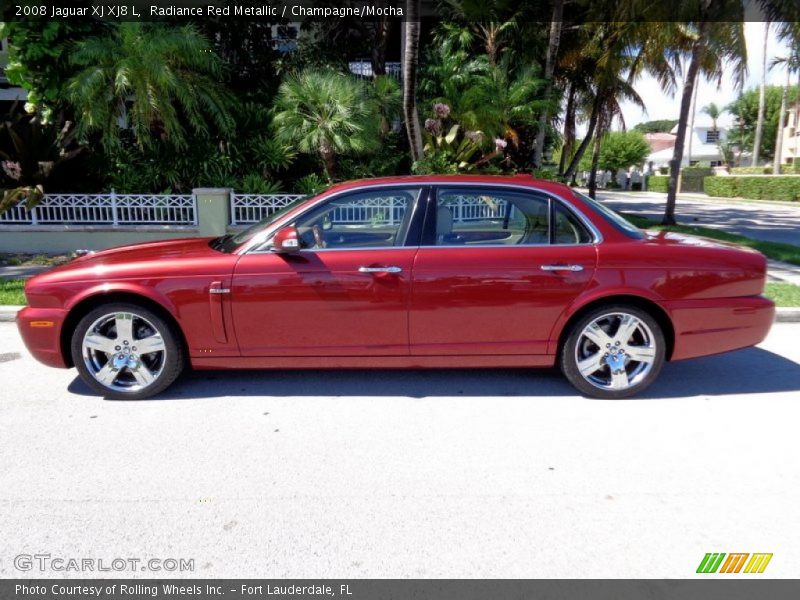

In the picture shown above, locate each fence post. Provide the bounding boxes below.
[110,189,119,226]
[193,188,231,237]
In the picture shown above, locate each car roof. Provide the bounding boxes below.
[325,174,573,196]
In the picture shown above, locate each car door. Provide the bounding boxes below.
[409,186,598,356]
[231,186,426,356]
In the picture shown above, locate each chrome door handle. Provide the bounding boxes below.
[358,266,402,274]
[540,264,584,272]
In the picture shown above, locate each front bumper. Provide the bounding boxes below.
[16,306,70,368]
[667,295,775,361]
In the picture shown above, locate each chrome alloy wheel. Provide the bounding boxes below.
[81,312,167,392]
[574,311,657,391]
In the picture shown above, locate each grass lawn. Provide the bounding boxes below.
[765,283,800,307]
[622,214,800,267]
[0,279,25,305]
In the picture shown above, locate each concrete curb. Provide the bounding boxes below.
[3,305,800,324]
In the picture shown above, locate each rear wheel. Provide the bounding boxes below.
[560,304,665,399]
[70,303,185,399]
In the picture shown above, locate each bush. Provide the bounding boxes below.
[704,175,800,201]
[703,176,738,198]
[731,166,771,175]
[680,167,713,192]
[646,175,669,192]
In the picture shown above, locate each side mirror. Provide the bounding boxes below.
[272,226,301,254]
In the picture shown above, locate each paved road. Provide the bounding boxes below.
[1,321,799,579]
[595,190,800,247]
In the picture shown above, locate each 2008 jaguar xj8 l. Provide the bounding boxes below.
[17,175,774,399]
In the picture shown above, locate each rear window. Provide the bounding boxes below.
[572,191,645,240]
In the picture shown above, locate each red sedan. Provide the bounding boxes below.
[17,175,774,399]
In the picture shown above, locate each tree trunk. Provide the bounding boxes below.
[320,146,336,181]
[532,0,564,169]
[403,3,423,163]
[773,68,790,174]
[664,26,707,226]
[370,15,389,77]
[752,22,769,165]
[558,82,577,176]
[587,114,605,199]
[564,91,603,183]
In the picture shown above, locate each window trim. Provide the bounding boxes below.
[245,185,430,254]
[422,184,599,248]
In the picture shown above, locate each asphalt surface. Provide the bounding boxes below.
[596,190,800,247]
[1,321,799,579]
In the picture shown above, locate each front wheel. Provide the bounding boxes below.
[560,305,666,399]
[71,303,185,400]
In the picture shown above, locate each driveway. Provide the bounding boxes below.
[1,321,799,578]
[595,190,800,247]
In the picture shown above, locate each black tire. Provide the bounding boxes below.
[70,302,185,400]
[559,304,666,399]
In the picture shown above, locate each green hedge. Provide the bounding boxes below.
[680,167,713,192]
[731,166,771,175]
[646,175,669,192]
[704,175,800,201]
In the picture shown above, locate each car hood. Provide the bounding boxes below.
[30,237,229,284]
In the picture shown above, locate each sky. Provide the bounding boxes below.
[614,22,792,132]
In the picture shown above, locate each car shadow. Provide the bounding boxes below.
[66,346,800,401]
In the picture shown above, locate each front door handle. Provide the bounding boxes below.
[358,266,403,274]
[540,264,584,272]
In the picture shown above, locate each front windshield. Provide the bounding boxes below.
[211,195,309,252]
[572,190,645,240]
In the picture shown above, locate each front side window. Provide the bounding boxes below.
[432,188,592,246]
[290,188,421,250]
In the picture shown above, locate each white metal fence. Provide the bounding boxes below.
[230,193,304,225]
[0,194,196,226]
[348,60,402,81]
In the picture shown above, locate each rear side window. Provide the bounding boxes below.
[430,188,592,246]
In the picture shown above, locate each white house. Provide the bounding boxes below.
[645,117,727,170]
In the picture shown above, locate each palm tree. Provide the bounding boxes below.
[701,102,723,133]
[67,23,235,151]
[532,0,564,168]
[562,21,679,186]
[663,5,747,225]
[272,70,379,180]
[403,0,423,162]
[456,55,550,144]
[371,75,402,137]
[752,22,770,166]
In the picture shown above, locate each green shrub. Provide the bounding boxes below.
[680,167,713,192]
[704,175,800,201]
[646,175,669,192]
[731,166,770,175]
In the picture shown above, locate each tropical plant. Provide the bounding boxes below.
[413,102,504,173]
[700,102,723,133]
[370,75,403,136]
[66,23,236,152]
[272,69,380,180]
[663,3,748,225]
[0,106,85,213]
[295,173,329,195]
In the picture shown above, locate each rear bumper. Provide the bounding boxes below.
[16,306,69,368]
[667,295,775,361]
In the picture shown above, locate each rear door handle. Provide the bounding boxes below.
[358,266,402,274]
[540,264,584,272]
